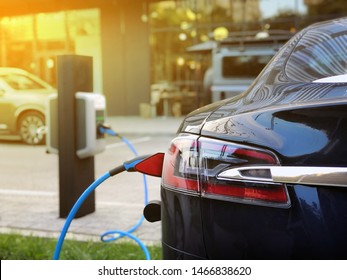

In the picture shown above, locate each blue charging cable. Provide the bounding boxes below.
[98,127,149,243]
[53,127,152,260]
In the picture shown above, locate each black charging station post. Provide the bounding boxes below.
[57,55,95,218]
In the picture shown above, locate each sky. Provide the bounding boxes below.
[260,0,308,19]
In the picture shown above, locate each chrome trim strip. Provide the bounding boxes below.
[161,184,200,197]
[217,166,347,187]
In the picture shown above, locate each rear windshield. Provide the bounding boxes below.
[285,27,347,81]
[222,55,273,78]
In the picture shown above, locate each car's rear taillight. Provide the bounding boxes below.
[162,136,290,208]
[162,135,200,193]
[199,138,290,208]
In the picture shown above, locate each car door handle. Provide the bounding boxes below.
[217,166,347,188]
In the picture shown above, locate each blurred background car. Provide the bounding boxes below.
[0,67,55,145]
[159,17,347,259]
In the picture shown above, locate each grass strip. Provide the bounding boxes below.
[0,233,162,260]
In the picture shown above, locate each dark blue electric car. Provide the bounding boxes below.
[157,17,347,259]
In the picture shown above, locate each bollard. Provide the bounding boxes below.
[57,55,95,218]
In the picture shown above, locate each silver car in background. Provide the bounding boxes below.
[0,67,55,145]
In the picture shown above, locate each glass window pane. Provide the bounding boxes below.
[285,27,347,81]
[222,55,273,78]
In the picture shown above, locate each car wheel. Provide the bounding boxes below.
[18,111,46,145]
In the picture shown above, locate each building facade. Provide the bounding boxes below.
[0,0,152,115]
[0,0,346,115]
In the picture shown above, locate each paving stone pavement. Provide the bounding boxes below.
[0,116,184,246]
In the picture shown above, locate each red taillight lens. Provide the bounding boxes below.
[204,181,288,204]
[162,136,290,208]
[162,135,200,193]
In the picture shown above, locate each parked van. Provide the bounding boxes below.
[196,31,294,104]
